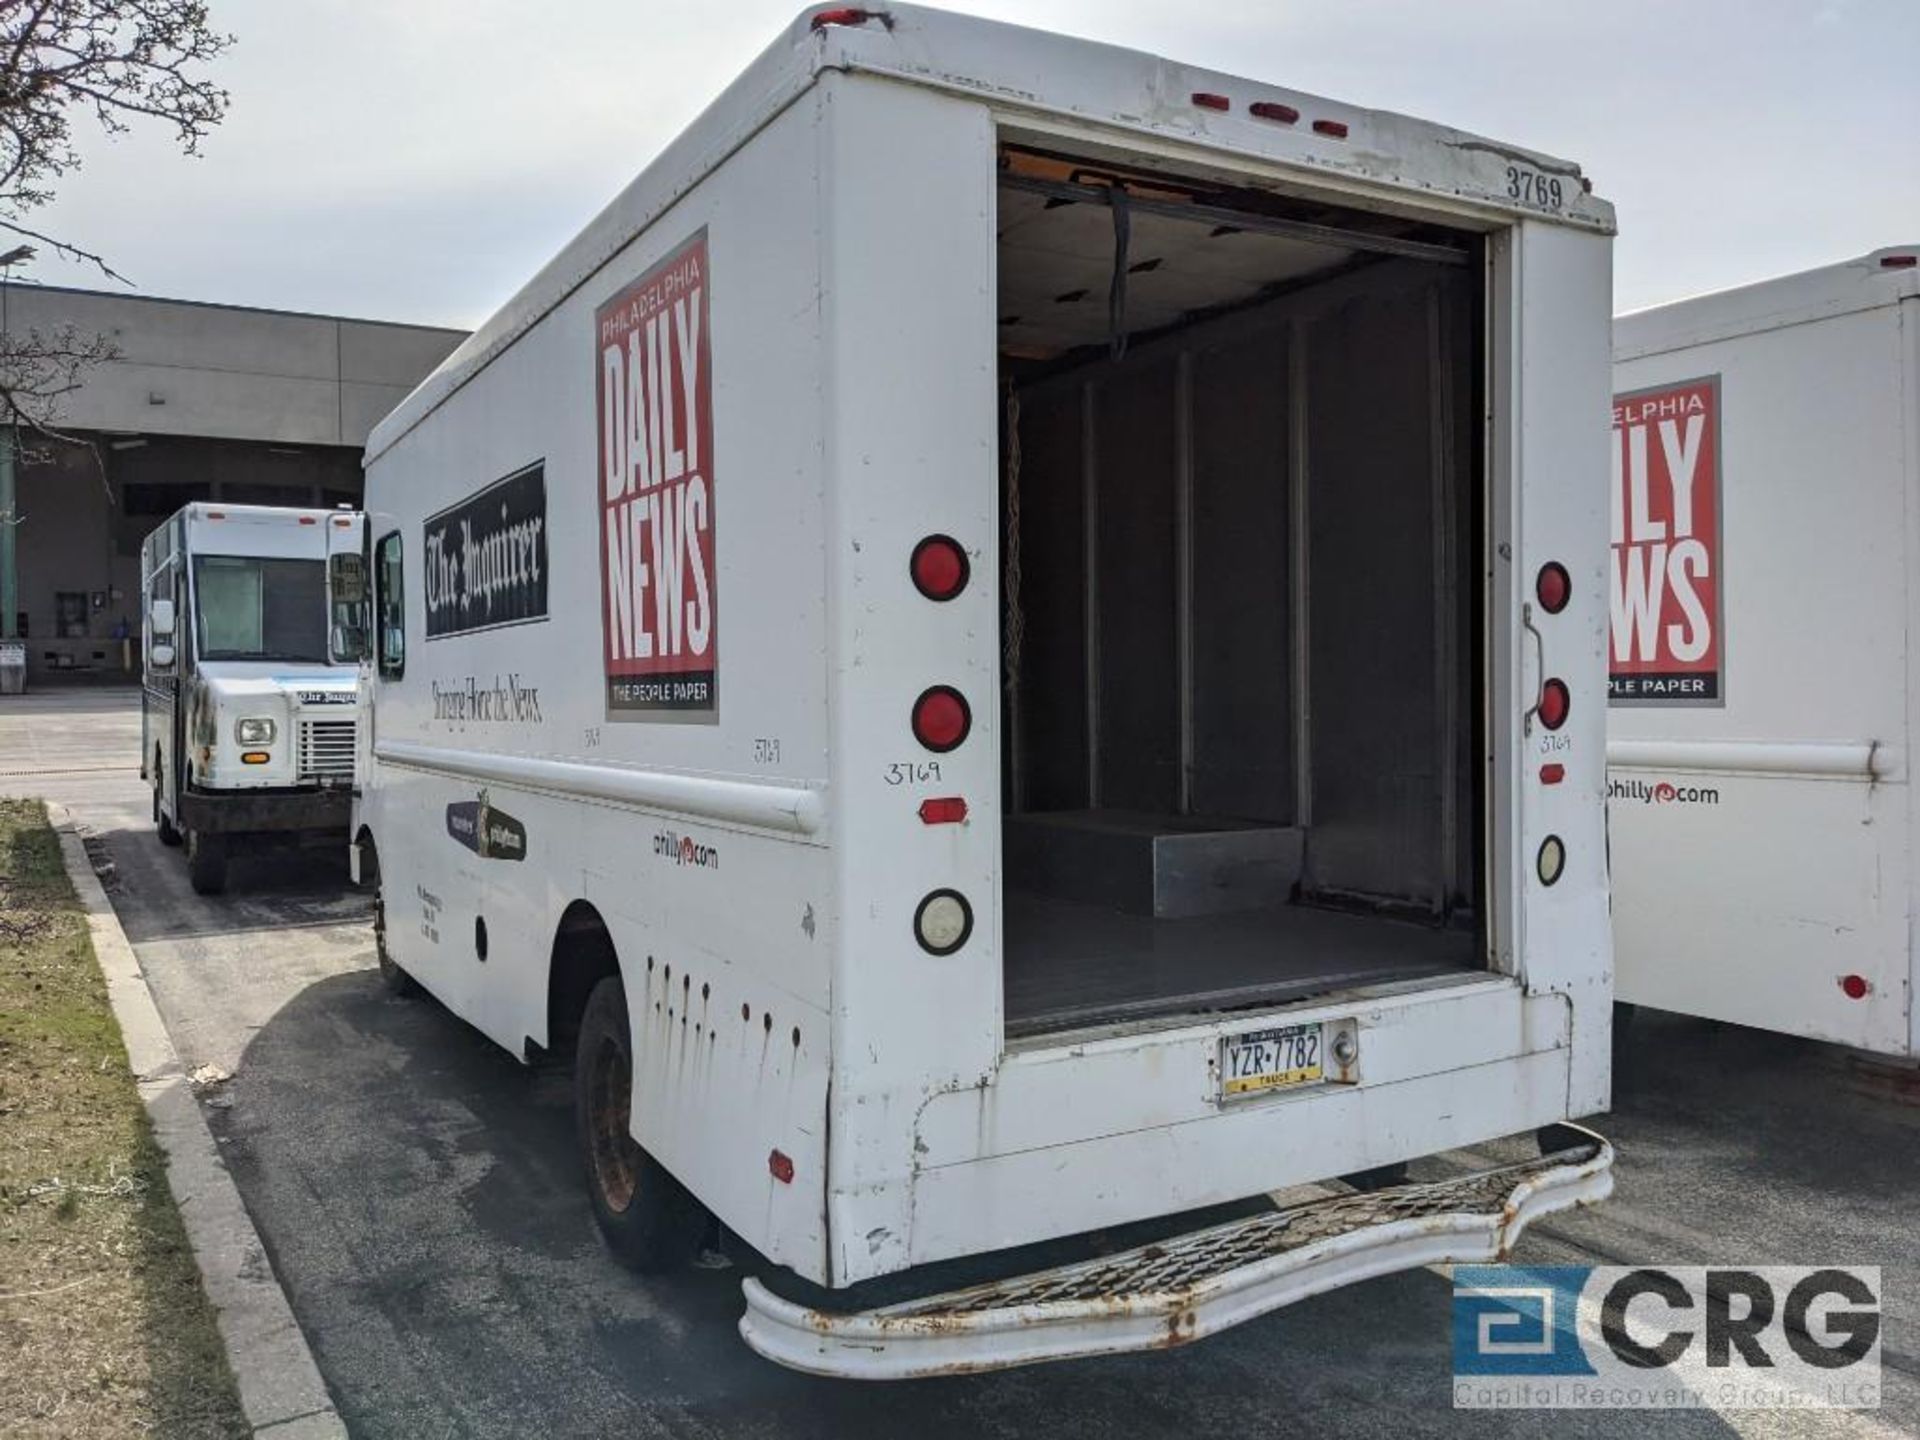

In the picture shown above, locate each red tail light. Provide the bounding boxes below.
[1840,974,1870,1000]
[1538,678,1570,731]
[911,686,971,752]
[910,535,969,601]
[1535,561,1571,614]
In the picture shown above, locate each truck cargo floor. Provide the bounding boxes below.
[1004,892,1478,1036]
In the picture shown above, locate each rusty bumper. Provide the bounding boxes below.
[739,1124,1613,1379]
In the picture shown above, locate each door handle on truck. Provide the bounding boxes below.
[1521,601,1544,734]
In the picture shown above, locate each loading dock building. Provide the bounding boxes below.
[0,284,464,682]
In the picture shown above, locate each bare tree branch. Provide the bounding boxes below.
[0,0,231,430]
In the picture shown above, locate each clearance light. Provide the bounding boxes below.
[1250,101,1299,124]
[1537,835,1566,887]
[910,534,970,601]
[298,516,317,525]
[1536,561,1571,615]
[1840,974,1870,1000]
[914,889,973,955]
[811,7,882,29]
[241,751,271,765]
[1538,678,1570,731]
[1312,118,1349,138]
[911,685,971,753]
[918,796,968,825]
[1191,92,1230,112]
[1880,255,1916,270]
[768,1149,795,1184]
[1540,763,1565,785]
[332,516,354,527]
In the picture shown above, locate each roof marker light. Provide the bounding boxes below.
[1191,92,1230,112]
[811,8,884,31]
[1312,118,1349,138]
[1880,255,1917,270]
[1250,102,1299,124]
[298,515,317,525]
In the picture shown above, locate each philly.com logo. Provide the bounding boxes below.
[1609,778,1719,806]
[1453,1265,1880,1409]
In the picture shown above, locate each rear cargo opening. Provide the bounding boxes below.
[995,145,1485,1037]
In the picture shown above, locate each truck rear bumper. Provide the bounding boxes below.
[177,786,353,834]
[739,1124,1612,1379]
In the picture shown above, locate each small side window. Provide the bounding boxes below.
[376,530,406,679]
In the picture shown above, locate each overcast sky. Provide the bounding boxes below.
[18,0,1918,330]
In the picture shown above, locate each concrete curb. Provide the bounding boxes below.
[46,802,348,1440]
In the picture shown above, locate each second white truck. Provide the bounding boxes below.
[352,4,1616,1377]
[1609,247,1920,1057]
[141,502,367,894]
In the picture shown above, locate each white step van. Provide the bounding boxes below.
[141,503,367,894]
[352,4,1616,1377]
[1609,247,1920,1057]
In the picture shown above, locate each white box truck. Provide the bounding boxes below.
[1609,247,1920,1057]
[353,4,1616,1377]
[141,502,367,894]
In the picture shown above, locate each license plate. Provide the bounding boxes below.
[1219,1023,1324,1099]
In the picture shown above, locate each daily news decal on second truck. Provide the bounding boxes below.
[348,5,1617,1377]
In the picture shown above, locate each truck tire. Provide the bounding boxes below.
[575,976,706,1272]
[152,777,182,847]
[371,852,420,998]
[185,830,228,895]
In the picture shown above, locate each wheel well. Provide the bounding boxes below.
[547,900,620,1060]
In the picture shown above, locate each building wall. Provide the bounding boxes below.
[2,286,466,678]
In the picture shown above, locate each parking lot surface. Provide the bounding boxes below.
[4,688,1915,1439]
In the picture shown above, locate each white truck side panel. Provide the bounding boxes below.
[365,91,837,1276]
[1609,262,1918,1055]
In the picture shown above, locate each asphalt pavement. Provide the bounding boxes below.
[3,686,1915,1439]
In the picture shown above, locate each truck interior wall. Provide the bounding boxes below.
[999,241,1481,1033]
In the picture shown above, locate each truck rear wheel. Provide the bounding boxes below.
[185,830,228,895]
[370,849,420,998]
[575,976,705,1272]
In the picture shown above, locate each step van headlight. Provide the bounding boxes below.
[234,717,277,745]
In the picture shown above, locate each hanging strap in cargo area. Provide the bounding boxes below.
[1108,187,1131,361]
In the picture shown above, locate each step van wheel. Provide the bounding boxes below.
[371,854,420,998]
[185,829,228,895]
[575,976,707,1272]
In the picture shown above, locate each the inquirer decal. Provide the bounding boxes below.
[596,228,717,720]
[445,790,528,862]
[424,461,549,640]
[1610,376,1721,705]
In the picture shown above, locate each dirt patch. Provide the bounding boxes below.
[0,798,248,1439]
